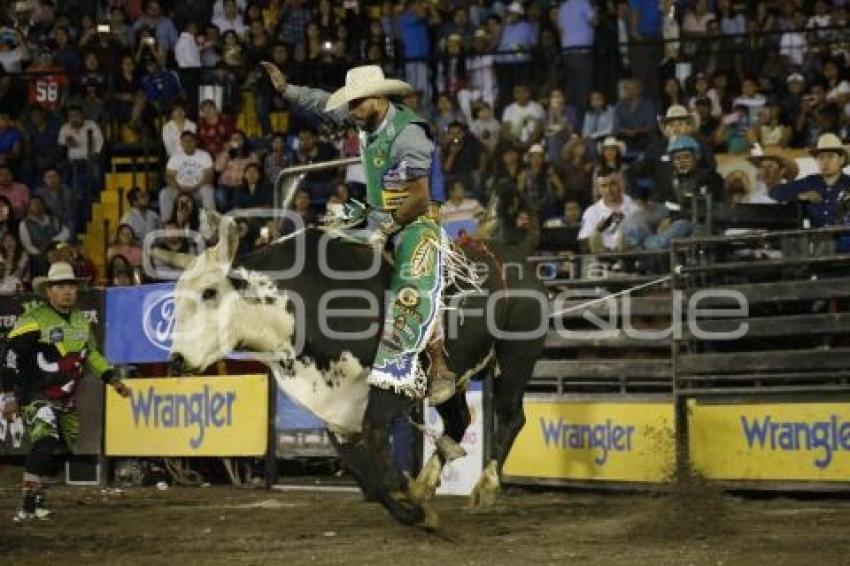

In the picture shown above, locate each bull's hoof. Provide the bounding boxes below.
[436,435,467,462]
[469,482,500,508]
[409,456,441,503]
[416,501,440,531]
[467,460,501,509]
[384,490,425,526]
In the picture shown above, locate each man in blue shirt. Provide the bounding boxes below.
[131,0,179,53]
[398,1,434,109]
[557,0,597,114]
[495,2,538,112]
[0,111,23,170]
[614,78,657,153]
[629,0,663,100]
[770,133,850,232]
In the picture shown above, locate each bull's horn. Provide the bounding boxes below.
[201,209,222,240]
[151,247,194,270]
[211,214,241,267]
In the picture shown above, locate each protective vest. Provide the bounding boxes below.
[5,302,110,404]
[361,105,443,210]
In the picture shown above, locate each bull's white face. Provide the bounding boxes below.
[164,214,244,373]
[161,215,370,435]
[171,249,240,373]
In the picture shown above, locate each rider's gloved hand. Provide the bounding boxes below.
[326,198,368,228]
[366,209,401,250]
[367,209,401,236]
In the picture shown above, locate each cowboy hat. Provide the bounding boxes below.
[324,65,413,112]
[809,133,848,160]
[662,105,695,123]
[507,1,524,15]
[33,261,87,296]
[747,144,799,177]
[598,136,626,154]
[523,143,546,163]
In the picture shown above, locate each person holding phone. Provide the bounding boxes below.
[131,0,179,52]
[578,168,637,253]
[0,27,29,73]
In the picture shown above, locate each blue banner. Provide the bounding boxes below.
[275,389,324,430]
[105,283,175,364]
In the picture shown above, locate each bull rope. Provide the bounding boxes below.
[547,274,672,318]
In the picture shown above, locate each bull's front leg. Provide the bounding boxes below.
[409,390,470,503]
[360,386,437,528]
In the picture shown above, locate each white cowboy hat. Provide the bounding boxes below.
[524,143,546,163]
[33,261,87,296]
[507,1,524,15]
[324,65,413,112]
[598,136,626,154]
[662,104,694,123]
[747,144,799,177]
[809,133,848,160]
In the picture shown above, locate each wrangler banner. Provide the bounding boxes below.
[502,398,676,483]
[689,400,850,481]
[105,375,268,457]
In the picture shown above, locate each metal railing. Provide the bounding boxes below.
[273,157,359,211]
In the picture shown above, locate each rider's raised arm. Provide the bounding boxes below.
[283,84,350,127]
[261,62,350,127]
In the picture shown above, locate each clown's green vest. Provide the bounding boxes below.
[361,105,430,211]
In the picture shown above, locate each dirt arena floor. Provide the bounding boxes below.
[2,470,850,566]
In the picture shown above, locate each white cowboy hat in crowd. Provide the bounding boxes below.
[786,73,805,84]
[598,136,626,154]
[324,65,413,111]
[507,1,524,15]
[747,143,799,178]
[809,133,848,160]
[33,261,87,296]
[662,104,695,123]
[524,143,546,162]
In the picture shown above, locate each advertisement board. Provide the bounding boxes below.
[105,375,268,457]
[275,388,335,458]
[689,400,850,481]
[503,398,676,483]
[105,283,175,364]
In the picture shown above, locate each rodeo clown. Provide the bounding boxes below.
[1,262,130,522]
[261,62,456,405]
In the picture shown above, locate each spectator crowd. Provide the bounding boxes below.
[0,0,848,291]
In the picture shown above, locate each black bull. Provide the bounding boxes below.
[181,229,546,526]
